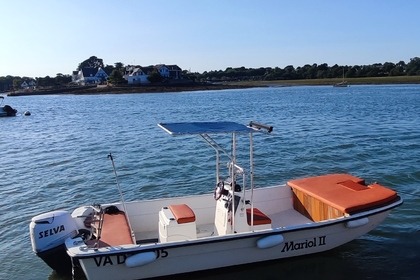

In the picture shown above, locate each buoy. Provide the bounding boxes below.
[23,111,31,116]
[125,251,157,268]
[257,234,284,249]
[346,217,369,228]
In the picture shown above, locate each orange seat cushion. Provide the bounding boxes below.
[287,174,398,214]
[88,212,134,248]
[169,204,196,224]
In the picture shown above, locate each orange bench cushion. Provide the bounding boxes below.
[287,174,397,214]
[89,212,134,248]
[169,204,196,224]
[246,208,271,225]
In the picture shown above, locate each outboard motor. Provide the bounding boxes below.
[29,210,78,274]
[2,105,17,116]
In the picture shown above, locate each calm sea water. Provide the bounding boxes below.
[0,85,419,280]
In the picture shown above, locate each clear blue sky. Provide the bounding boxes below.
[1,0,419,78]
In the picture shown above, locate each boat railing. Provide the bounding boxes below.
[91,205,105,249]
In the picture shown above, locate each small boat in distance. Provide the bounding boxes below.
[333,68,349,87]
[333,81,349,87]
[29,121,402,280]
[0,96,17,117]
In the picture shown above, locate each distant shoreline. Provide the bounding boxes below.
[6,76,420,96]
[227,75,420,87]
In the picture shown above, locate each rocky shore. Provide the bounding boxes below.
[7,83,257,96]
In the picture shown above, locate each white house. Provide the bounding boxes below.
[21,79,36,90]
[72,67,108,85]
[156,64,170,78]
[124,66,151,84]
[124,64,183,85]
[165,65,183,79]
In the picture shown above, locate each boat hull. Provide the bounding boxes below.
[0,105,17,117]
[74,209,391,280]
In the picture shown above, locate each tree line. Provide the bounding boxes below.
[0,56,121,92]
[193,57,420,82]
[1,56,420,92]
[0,74,72,92]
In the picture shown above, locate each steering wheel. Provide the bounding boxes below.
[213,181,224,200]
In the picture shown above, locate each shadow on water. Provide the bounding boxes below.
[48,253,362,280]
[161,251,365,280]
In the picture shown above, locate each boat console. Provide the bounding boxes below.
[158,121,274,236]
[214,181,271,235]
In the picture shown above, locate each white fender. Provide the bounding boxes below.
[257,234,284,249]
[125,251,157,268]
[346,217,369,228]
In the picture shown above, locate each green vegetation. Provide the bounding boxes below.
[107,62,126,85]
[196,57,420,82]
[77,56,105,70]
[0,74,72,92]
[227,75,420,87]
[107,70,125,85]
[147,69,164,83]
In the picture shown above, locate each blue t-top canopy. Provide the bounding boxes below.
[158,122,254,135]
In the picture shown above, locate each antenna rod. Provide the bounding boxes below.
[108,153,135,242]
[108,153,128,211]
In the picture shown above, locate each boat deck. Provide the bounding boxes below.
[270,209,313,228]
[133,208,312,243]
[88,212,134,248]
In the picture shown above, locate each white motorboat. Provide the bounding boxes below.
[29,121,402,280]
